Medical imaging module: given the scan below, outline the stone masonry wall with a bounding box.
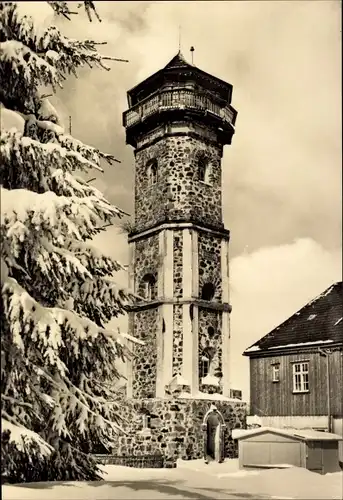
[172,304,183,376]
[198,308,222,394]
[131,309,159,398]
[198,232,222,301]
[134,134,223,233]
[173,230,183,298]
[134,140,168,232]
[134,234,160,299]
[111,398,247,467]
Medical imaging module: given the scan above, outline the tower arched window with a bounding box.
[200,355,210,379]
[147,158,158,186]
[208,326,215,338]
[142,273,156,300]
[198,155,211,184]
[201,282,215,301]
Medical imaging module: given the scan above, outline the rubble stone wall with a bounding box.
[131,309,159,398]
[173,230,183,298]
[172,304,183,376]
[134,134,223,233]
[134,234,160,299]
[198,232,222,301]
[111,398,247,467]
[198,308,222,394]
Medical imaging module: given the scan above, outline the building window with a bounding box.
[292,362,309,393]
[198,155,211,184]
[272,364,280,382]
[147,158,158,186]
[208,326,215,338]
[201,282,215,301]
[142,273,156,300]
[200,356,210,379]
[142,414,151,429]
[189,304,194,321]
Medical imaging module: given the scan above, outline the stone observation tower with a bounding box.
[115,52,246,466]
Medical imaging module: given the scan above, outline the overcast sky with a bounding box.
[27,1,342,400]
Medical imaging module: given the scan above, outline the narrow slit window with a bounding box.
[147,159,158,186]
[200,356,210,379]
[198,155,211,184]
[142,413,151,429]
[272,364,280,382]
[142,274,156,301]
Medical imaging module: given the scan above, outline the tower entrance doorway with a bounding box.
[206,413,221,460]
[202,405,226,463]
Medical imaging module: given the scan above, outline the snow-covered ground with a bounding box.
[3,459,342,499]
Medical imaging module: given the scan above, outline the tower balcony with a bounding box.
[123,89,237,146]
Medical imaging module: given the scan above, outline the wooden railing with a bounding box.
[124,89,236,128]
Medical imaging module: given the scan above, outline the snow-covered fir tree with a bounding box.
[0,1,136,483]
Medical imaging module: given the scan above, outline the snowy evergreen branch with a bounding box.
[1,0,135,482]
[2,395,34,409]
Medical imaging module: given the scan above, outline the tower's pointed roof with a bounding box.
[164,51,191,70]
[127,50,233,107]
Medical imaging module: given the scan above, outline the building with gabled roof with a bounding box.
[243,281,343,432]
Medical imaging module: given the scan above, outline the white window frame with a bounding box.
[272,363,280,382]
[292,361,309,393]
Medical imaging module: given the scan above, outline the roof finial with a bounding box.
[190,46,195,65]
[178,25,182,52]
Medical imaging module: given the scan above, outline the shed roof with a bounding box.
[232,427,343,442]
[244,281,342,355]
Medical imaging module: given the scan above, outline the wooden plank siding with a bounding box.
[249,350,343,417]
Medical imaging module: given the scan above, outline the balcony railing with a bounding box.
[123,89,236,129]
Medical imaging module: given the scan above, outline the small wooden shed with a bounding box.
[232,427,342,474]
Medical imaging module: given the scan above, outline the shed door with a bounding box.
[241,441,301,467]
[270,442,301,466]
[241,442,270,466]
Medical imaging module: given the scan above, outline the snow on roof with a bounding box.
[306,282,341,305]
[244,345,261,352]
[244,281,342,355]
[266,339,334,350]
[244,339,334,353]
[201,374,220,386]
[232,426,343,441]
[178,391,241,402]
[291,429,343,441]
[166,374,190,387]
